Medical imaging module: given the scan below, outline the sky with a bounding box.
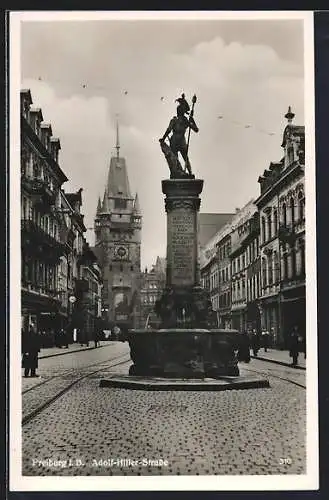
[20,15,305,270]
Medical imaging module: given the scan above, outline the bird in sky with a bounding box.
[160,97,164,101]
[124,90,128,95]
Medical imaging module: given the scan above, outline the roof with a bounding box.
[281,124,305,147]
[107,156,132,198]
[198,213,235,248]
[133,193,141,215]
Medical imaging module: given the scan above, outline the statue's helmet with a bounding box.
[175,93,190,115]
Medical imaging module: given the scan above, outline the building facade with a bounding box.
[94,129,142,331]
[217,230,232,329]
[21,89,103,344]
[230,201,258,332]
[245,212,261,333]
[21,89,68,334]
[256,107,305,347]
[73,243,102,341]
[139,257,166,328]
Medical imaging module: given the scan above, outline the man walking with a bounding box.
[250,329,259,357]
[261,327,270,352]
[22,325,41,377]
[289,325,300,367]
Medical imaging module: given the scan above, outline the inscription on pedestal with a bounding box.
[170,209,195,286]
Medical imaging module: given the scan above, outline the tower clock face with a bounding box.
[115,245,128,260]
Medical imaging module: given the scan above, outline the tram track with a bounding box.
[22,354,131,426]
[22,351,130,395]
[242,363,306,389]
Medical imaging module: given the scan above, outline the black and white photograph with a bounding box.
[9,10,318,491]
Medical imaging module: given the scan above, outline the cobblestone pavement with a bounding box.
[22,346,306,477]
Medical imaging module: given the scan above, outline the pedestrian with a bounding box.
[301,336,306,359]
[250,329,259,357]
[55,329,62,348]
[22,325,41,377]
[112,325,121,341]
[238,332,251,363]
[289,325,300,367]
[93,329,100,348]
[60,328,68,348]
[261,327,270,352]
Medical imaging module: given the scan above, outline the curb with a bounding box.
[250,355,306,371]
[99,375,270,391]
[39,343,111,360]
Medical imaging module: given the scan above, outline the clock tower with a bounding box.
[94,123,142,329]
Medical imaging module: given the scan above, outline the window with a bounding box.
[298,192,305,221]
[290,197,295,225]
[262,216,266,243]
[273,251,279,283]
[273,209,278,236]
[262,258,267,288]
[268,254,273,285]
[282,203,287,227]
[268,214,272,240]
[283,248,288,280]
[115,198,127,209]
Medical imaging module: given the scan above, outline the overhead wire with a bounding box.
[29,75,279,137]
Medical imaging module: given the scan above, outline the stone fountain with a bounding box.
[100,94,269,390]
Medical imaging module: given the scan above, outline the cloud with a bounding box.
[21,21,304,269]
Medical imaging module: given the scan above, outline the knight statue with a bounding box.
[159,93,199,179]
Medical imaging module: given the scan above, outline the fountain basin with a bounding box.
[127,328,241,378]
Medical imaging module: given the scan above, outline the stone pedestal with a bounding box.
[163,178,203,288]
[155,179,216,330]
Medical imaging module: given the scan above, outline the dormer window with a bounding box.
[115,198,127,209]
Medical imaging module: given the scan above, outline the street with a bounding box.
[22,342,306,476]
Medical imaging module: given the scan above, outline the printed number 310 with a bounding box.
[279,458,292,465]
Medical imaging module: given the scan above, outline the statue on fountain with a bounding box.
[159,93,199,179]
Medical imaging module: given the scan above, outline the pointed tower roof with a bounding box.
[107,156,132,198]
[102,187,108,211]
[133,193,141,215]
[96,196,102,214]
[106,120,132,198]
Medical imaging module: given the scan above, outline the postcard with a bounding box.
[9,10,318,492]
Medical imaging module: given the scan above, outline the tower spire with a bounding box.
[116,115,120,159]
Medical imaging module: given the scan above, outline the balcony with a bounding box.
[22,176,56,209]
[278,223,296,244]
[21,219,66,259]
[21,280,62,302]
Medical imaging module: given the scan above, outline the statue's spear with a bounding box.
[185,94,197,171]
